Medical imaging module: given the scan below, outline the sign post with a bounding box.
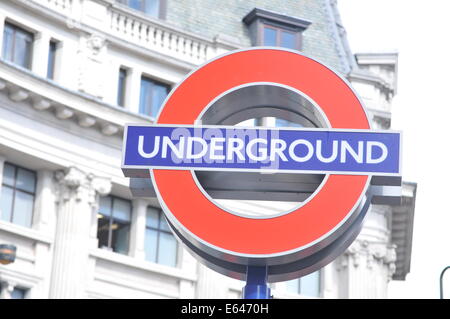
[121,48,402,298]
[243,266,270,299]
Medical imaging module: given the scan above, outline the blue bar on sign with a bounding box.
[122,125,401,175]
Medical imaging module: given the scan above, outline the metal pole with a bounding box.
[439,266,450,299]
[242,266,271,299]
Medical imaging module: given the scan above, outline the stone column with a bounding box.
[49,166,111,298]
[31,31,51,78]
[0,155,5,197]
[196,264,230,298]
[129,199,147,260]
[333,203,397,298]
[33,170,55,232]
[0,155,6,222]
[126,68,142,113]
[32,170,56,298]
[179,251,197,298]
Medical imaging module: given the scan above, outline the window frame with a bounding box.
[139,75,171,118]
[117,67,128,107]
[1,162,37,228]
[261,23,302,50]
[285,270,322,298]
[117,0,167,19]
[243,8,311,51]
[275,118,304,128]
[2,21,34,69]
[145,206,178,267]
[97,195,132,255]
[0,283,30,299]
[46,39,58,79]
[10,286,28,299]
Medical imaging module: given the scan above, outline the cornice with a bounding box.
[10,0,237,68]
[242,7,312,30]
[0,60,151,138]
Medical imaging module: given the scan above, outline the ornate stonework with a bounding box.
[55,166,111,205]
[85,34,106,58]
[51,166,111,298]
[77,33,108,98]
[338,239,397,280]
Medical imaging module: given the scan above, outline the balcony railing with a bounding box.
[110,6,212,64]
[39,0,73,16]
[29,0,237,65]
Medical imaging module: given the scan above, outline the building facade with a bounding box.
[0,0,416,299]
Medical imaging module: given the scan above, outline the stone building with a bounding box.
[0,0,416,298]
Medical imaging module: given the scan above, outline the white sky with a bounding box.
[338,0,450,298]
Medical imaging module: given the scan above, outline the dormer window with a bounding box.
[243,8,311,51]
[117,0,166,19]
[262,25,298,49]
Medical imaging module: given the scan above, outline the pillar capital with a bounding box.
[54,166,111,205]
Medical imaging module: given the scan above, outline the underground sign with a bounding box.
[122,48,401,282]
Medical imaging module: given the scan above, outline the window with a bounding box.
[97,196,132,255]
[117,67,127,107]
[145,207,177,267]
[243,8,311,51]
[2,22,33,69]
[236,118,257,127]
[11,287,27,299]
[263,25,299,49]
[47,40,57,79]
[118,0,166,19]
[286,271,321,297]
[275,118,303,128]
[1,163,36,228]
[139,76,170,118]
[0,284,28,299]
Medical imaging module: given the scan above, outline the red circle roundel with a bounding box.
[151,48,370,268]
